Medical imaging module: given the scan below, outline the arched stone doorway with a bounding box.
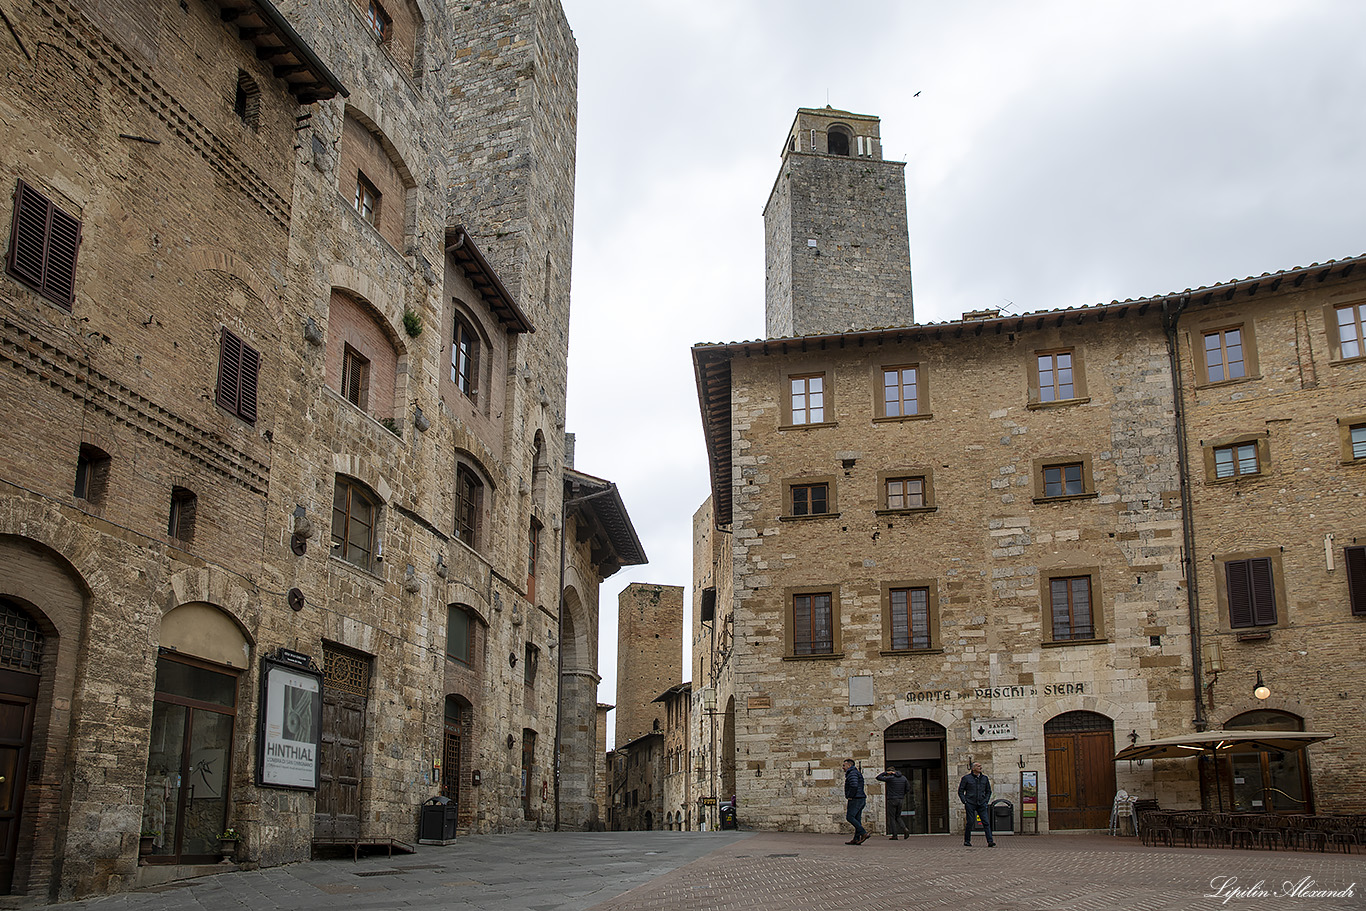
[720,696,736,804]
[441,696,470,812]
[0,534,88,898]
[1211,710,1313,813]
[882,718,948,834]
[0,600,44,893]
[1044,710,1116,829]
[143,602,251,863]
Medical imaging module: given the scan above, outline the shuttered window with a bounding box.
[341,345,368,409]
[7,180,81,310]
[1345,546,1366,617]
[1225,557,1277,628]
[215,328,260,423]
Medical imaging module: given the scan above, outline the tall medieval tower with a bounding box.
[763,107,913,337]
[615,583,684,748]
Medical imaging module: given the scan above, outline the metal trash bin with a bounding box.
[719,803,737,830]
[419,795,458,843]
[989,798,1014,835]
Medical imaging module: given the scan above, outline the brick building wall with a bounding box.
[614,583,683,750]
[0,0,636,900]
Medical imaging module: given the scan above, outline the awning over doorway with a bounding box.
[1113,730,1334,762]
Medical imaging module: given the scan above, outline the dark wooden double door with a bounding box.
[1045,712,1116,830]
[0,670,37,893]
[314,648,370,840]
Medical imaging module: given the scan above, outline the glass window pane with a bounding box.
[155,657,237,707]
[1236,443,1258,474]
[1215,447,1234,478]
[811,485,827,513]
[1352,425,1366,460]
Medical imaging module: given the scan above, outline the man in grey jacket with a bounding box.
[875,767,912,839]
[957,761,995,847]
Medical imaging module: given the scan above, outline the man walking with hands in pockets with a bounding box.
[958,761,995,847]
[842,759,868,844]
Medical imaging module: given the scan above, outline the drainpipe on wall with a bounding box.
[1162,294,1209,732]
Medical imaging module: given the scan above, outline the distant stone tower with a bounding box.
[764,107,913,337]
[615,584,684,748]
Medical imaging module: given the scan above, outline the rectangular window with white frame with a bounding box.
[789,373,825,425]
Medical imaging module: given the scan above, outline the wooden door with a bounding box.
[315,647,370,840]
[0,671,37,894]
[1044,712,1116,830]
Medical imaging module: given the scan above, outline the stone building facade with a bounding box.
[653,681,692,830]
[613,583,683,749]
[0,0,642,901]
[691,106,1366,838]
[763,107,913,338]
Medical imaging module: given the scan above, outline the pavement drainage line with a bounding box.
[353,870,408,877]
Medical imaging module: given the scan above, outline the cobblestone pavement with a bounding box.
[592,832,1364,911]
[51,832,1363,911]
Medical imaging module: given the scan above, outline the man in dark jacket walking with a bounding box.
[875,767,912,839]
[957,761,995,847]
[842,759,868,844]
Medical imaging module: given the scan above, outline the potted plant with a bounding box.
[139,830,158,856]
[217,827,240,861]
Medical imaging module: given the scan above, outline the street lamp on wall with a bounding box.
[1253,671,1270,701]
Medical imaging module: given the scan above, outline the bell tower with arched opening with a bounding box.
[764,106,914,337]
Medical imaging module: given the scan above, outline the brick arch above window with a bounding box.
[339,107,417,251]
[325,289,401,421]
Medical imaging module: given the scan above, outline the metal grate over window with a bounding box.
[1044,710,1112,734]
[0,600,44,673]
[323,645,371,697]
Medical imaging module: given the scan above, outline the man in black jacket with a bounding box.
[875,767,912,839]
[842,759,868,844]
[957,761,995,847]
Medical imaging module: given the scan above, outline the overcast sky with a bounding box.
[555,0,1366,740]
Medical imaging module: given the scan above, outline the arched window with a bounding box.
[454,464,483,548]
[0,600,44,674]
[332,476,378,570]
[452,313,479,401]
[827,125,852,156]
[446,605,473,664]
[1218,710,1312,813]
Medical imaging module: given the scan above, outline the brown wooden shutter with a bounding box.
[44,205,80,307]
[1225,560,1254,628]
[215,328,259,423]
[7,180,80,310]
[1345,546,1366,616]
[238,341,260,424]
[216,329,243,414]
[1248,557,1277,626]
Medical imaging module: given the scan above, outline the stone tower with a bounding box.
[615,583,684,748]
[763,107,913,337]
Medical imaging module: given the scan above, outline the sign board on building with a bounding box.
[1021,771,1038,818]
[849,675,874,707]
[747,695,771,710]
[257,657,323,790]
[970,718,1017,741]
[701,797,717,806]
